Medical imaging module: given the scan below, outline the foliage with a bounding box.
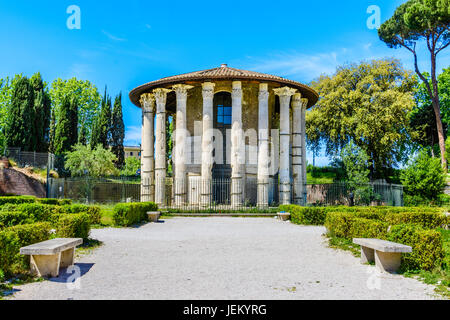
[53,213,90,239]
[62,204,101,224]
[388,224,444,271]
[120,156,141,176]
[5,76,35,151]
[379,0,450,169]
[410,69,450,153]
[112,202,158,226]
[307,59,416,178]
[0,196,36,206]
[64,144,119,177]
[91,87,112,149]
[49,78,101,139]
[51,95,78,154]
[400,150,446,201]
[111,93,125,168]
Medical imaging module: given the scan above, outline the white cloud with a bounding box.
[101,30,127,42]
[125,126,141,146]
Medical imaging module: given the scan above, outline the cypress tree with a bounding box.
[5,76,34,151]
[111,93,125,168]
[78,122,88,145]
[30,73,51,152]
[53,96,78,154]
[97,87,112,149]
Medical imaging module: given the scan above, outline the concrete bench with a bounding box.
[353,238,412,273]
[147,211,161,222]
[20,238,83,278]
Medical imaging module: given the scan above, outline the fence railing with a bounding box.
[47,176,404,208]
[6,147,54,169]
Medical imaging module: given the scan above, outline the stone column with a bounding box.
[140,93,155,202]
[274,86,297,205]
[301,98,308,204]
[257,83,270,207]
[154,88,171,207]
[201,82,215,207]
[173,84,193,206]
[231,81,245,207]
[291,93,303,205]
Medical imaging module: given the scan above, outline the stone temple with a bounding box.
[129,64,318,208]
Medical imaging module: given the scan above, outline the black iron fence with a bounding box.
[47,176,403,208]
[6,147,54,169]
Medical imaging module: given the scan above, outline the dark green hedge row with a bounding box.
[113,202,158,226]
[0,196,36,206]
[324,212,444,271]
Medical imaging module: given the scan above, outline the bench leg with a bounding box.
[30,253,61,278]
[360,246,375,264]
[375,251,402,273]
[60,247,75,268]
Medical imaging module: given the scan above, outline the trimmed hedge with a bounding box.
[52,213,91,239]
[0,211,34,229]
[325,211,445,271]
[0,222,51,275]
[37,198,72,206]
[0,196,36,206]
[282,205,446,229]
[388,224,444,271]
[113,202,158,226]
[62,204,101,224]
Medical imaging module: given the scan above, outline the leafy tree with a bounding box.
[111,93,125,168]
[400,149,446,201]
[120,156,140,176]
[379,0,450,169]
[52,96,78,155]
[49,78,101,141]
[409,68,450,156]
[65,144,119,177]
[340,141,378,205]
[5,76,34,151]
[306,59,416,179]
[78,122,88,146]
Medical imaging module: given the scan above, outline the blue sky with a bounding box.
[1,0,449,166]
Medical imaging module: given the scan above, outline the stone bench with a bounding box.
[20,238,83,278]
[277,212,290,221]
[353,238,412,273]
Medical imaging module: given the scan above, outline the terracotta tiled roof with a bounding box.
[129,64,318,108]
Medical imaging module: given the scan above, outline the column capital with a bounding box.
[153,88,171,103]
[232,81,242,99]
[291,93,303,109]
[273,86,297,97]
[139,93,155,112]
[173,84,194,98]
[202,82,216,99]
[301,98,309,109]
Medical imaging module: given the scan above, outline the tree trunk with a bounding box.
[430,53,447,171]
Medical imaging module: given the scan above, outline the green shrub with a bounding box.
[0,222,51,274]
[325,212,388,239]
[0,230,20,275]
[13,203,65,222]
[388,224,444,271]
[385,211,447,229]
[63,204,101,224]
[0,196,36,206]
[53,213,90,239]
[113,202,158,226]
[36,198,73,206]
[280,205,328,225]
[0,211,34,228]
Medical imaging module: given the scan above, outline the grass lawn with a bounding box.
[307,172,336,184]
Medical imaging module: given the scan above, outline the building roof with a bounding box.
[129,64,318,108]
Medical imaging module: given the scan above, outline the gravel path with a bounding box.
[8,217,439,300]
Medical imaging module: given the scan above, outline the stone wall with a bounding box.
[0,168,46,197]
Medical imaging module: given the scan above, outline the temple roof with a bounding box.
[129,64,318,108]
